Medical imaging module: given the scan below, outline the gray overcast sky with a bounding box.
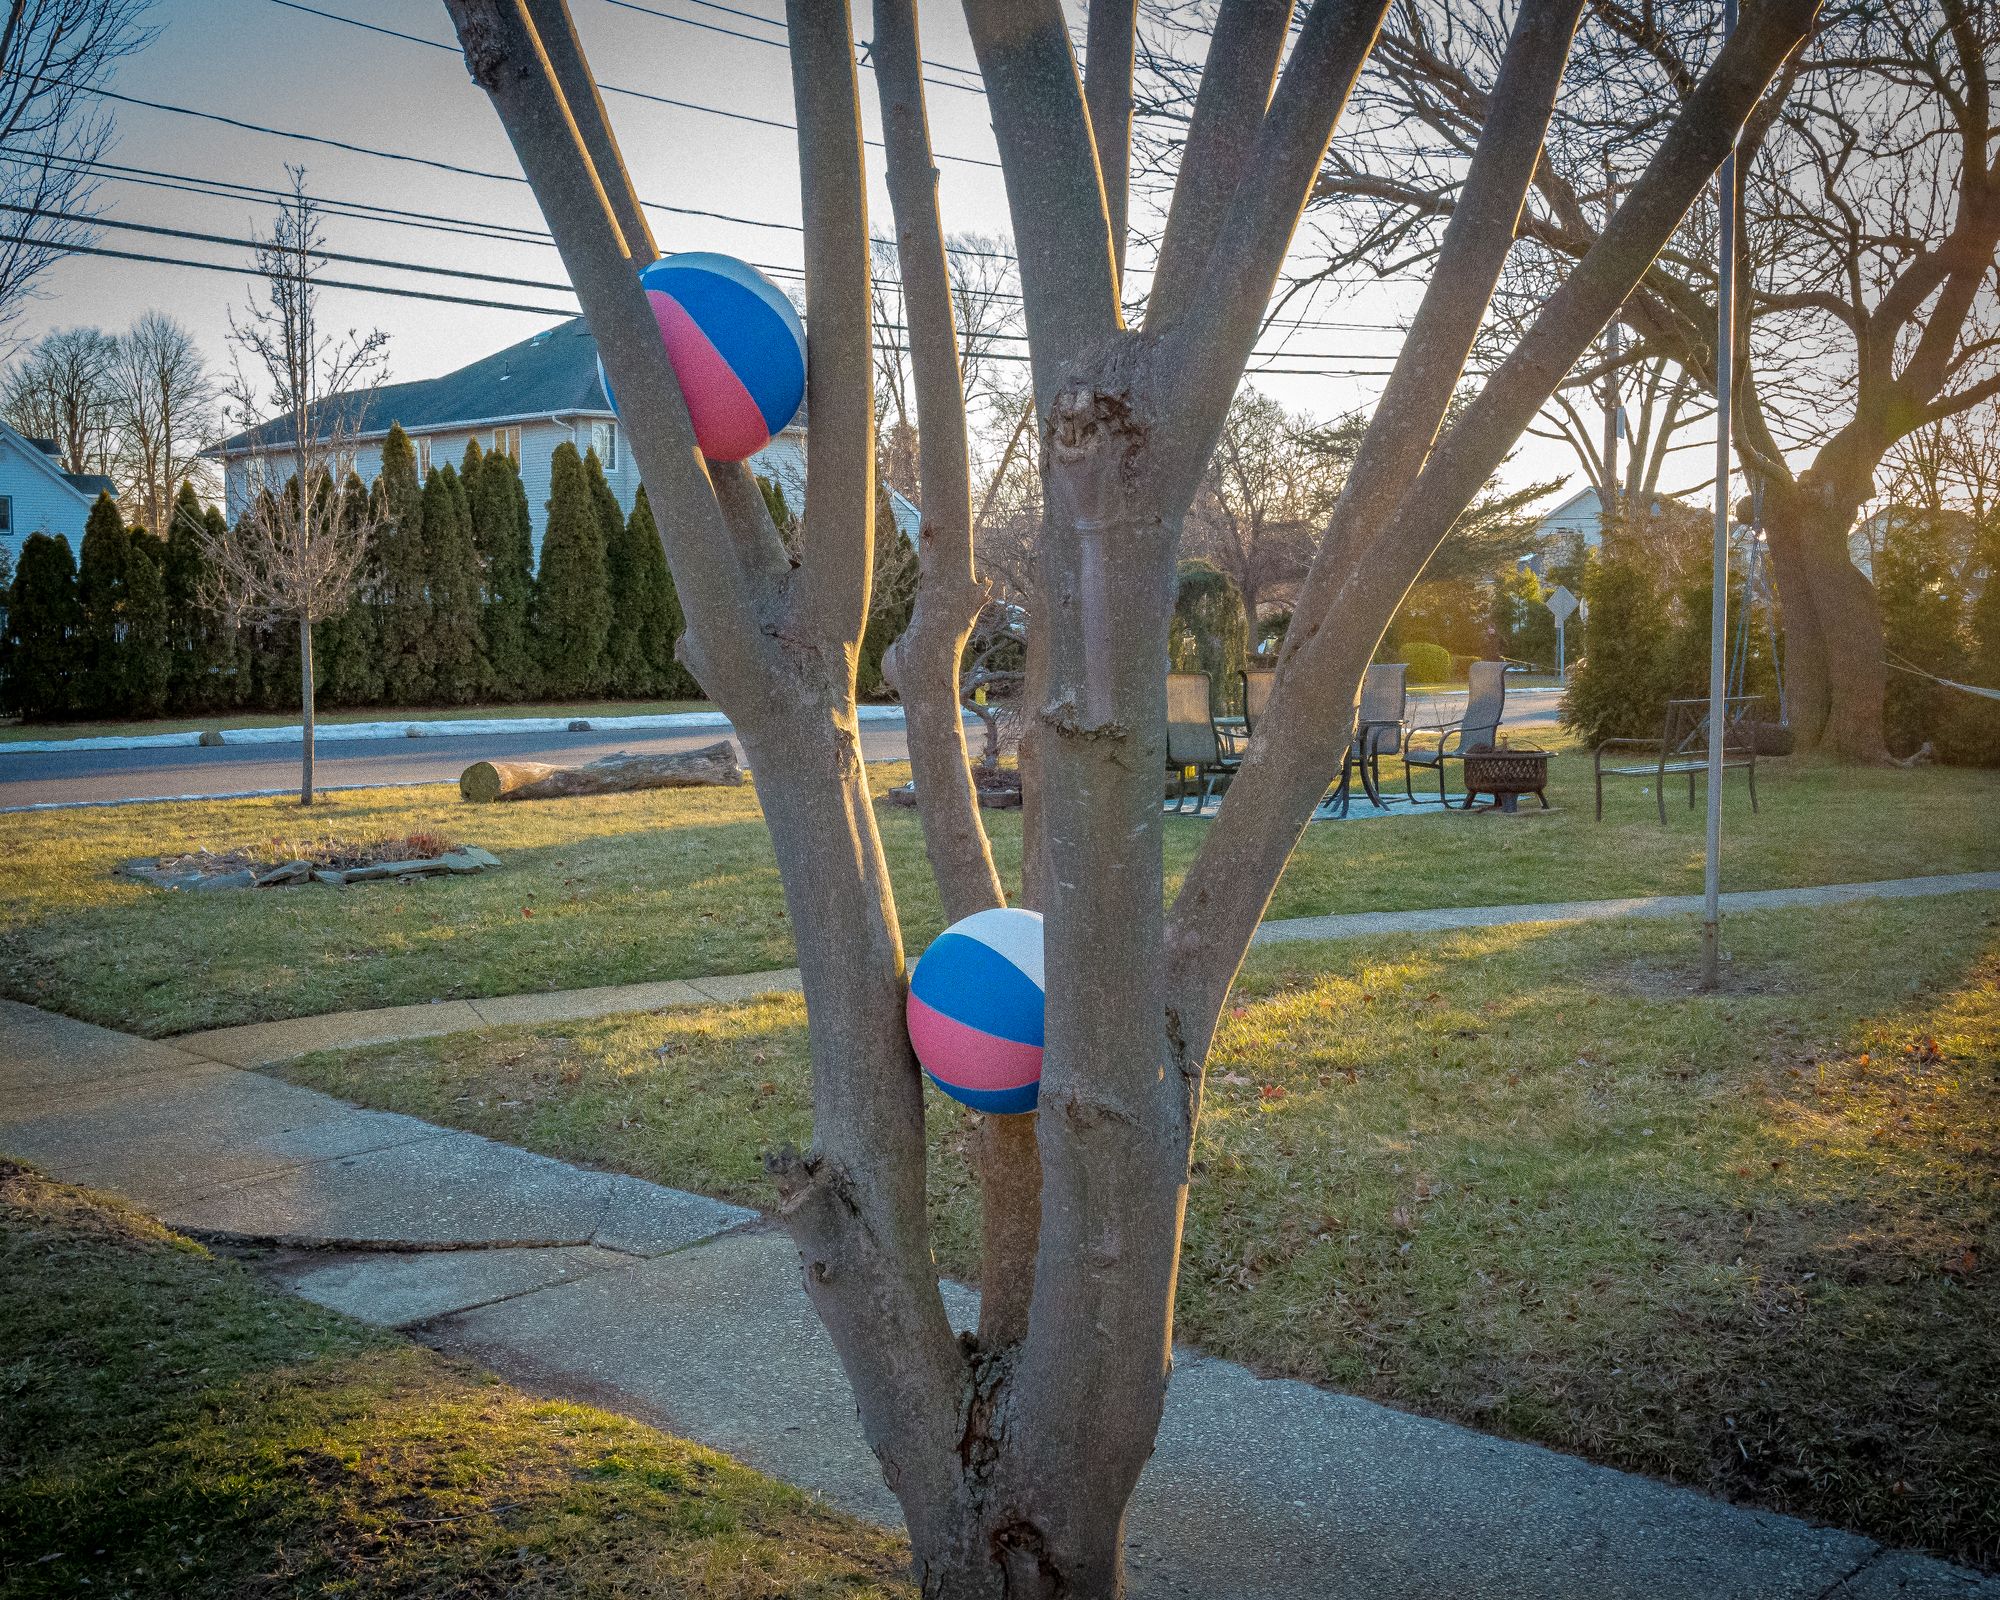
[13,0,1589,501]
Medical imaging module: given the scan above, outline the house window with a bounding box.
[417,435,432,475]
[0,496,10,536]
[493,425,520,461]
[590,420,618,471]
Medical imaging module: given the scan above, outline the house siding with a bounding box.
[0,430,95,568]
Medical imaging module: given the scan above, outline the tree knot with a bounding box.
[1039,697,1129,743]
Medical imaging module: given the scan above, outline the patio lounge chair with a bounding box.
[1594,695,1762,822]
[1403,659,1506,807]
[1166,671,1239,813]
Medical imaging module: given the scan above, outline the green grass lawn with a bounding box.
[0,1162,912,1599]
[2,753,1994,1036]
[277,895,2000,1569]
[0,697,715,743]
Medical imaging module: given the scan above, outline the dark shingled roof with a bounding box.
[214,317,613,455]
[63,473,116,498]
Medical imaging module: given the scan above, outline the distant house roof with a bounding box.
[0,417,114,507]
[213,317,617,456]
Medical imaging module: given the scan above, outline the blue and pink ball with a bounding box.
[598,252,806,463]
[906,908,1045,1115]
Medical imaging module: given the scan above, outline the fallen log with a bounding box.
[460,741,744,802]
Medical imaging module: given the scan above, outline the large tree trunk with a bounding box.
[1760,470,1889,762]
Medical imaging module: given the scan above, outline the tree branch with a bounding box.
[963,0,1122,405]
[1084,0,1139,284]
[786,0,877,678]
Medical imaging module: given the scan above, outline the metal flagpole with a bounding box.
[1702,0,1738,991]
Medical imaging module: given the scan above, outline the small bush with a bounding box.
[1398,640,1453,684]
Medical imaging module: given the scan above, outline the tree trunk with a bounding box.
[299,622,316,806]
[1759,473,1888,761]
[458,741,744,800]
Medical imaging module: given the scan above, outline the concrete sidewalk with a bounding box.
[3,997,1991,1598]
[172,870,2000,1067]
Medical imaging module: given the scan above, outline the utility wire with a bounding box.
[265,1,1003,169]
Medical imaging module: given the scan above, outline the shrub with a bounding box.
[1168,560,1248,713]
[1398,640,1453,684]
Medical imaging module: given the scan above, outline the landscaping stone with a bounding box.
[313,869,346,886]
[190,868,258,891]
[404,724,426,737]
[254,860,315,887]
[198,728,225,746]
[568,718,592,731]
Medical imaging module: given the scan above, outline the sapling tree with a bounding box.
[206,170,388,804]
[441,1,1818,1592]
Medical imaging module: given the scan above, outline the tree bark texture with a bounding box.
[458,742,744,801]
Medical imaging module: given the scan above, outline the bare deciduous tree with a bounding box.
[109,309,217,536]
[1184,385,1344,641]
[441,0,1816,1592]
[1306,0,2000,759]
[0,321,116,472]
[0,0,155,343]
[206,171,387,805]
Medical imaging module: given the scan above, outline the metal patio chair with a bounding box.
[1403,659,1507,807]
[1166,671,1239,813]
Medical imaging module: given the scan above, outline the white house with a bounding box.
[0,417,117,569]
[211,316,920,561]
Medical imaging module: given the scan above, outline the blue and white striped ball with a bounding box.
[597,251,806,462]
[906,907,1045,1115]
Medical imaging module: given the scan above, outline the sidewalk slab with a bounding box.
[277,1244,634,1328]
[0,997,206,1093]
[469,979,710,1027]
[179,1000,489,1066]
[440,1228,967,1525]
[436,1229,1980,1600]
[683,969,804,1004]
[0,1063,444,1207]
[162,1128,632,1247]
[1254,871,2000,947]
[161,1125,751,1254]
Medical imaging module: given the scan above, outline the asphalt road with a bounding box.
[0,690,1563,810]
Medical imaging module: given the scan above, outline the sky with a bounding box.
[11,0,1601,506]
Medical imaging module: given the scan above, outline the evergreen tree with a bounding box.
[423,461,489,702]
[600,455,659,696]
[203,503,247,707]
[0,532,81,718]
[470,445,537,697]
[373,424,433,705]
[317,472,386,707]
[123,529,171,715]
[629,485,701,697]
[858,486,919,699]
[533,441,610,694]
[1561,554,1672,745]
[163,481,228,712]
[75,492,130,715]
[1948,523,2000,764]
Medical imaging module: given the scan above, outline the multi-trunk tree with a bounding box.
[442,1,1818,1593]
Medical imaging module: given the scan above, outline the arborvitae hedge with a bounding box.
[1,531,81,717]
[75,493,131,716]
[123,530,171,716]
[534,441,611,695]
[0,443,772,720]
[374,423,433,705]
[422,462,489,704]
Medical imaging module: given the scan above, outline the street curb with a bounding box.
[0,703,919,756]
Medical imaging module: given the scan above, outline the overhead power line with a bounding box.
[265,1,1003,169]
